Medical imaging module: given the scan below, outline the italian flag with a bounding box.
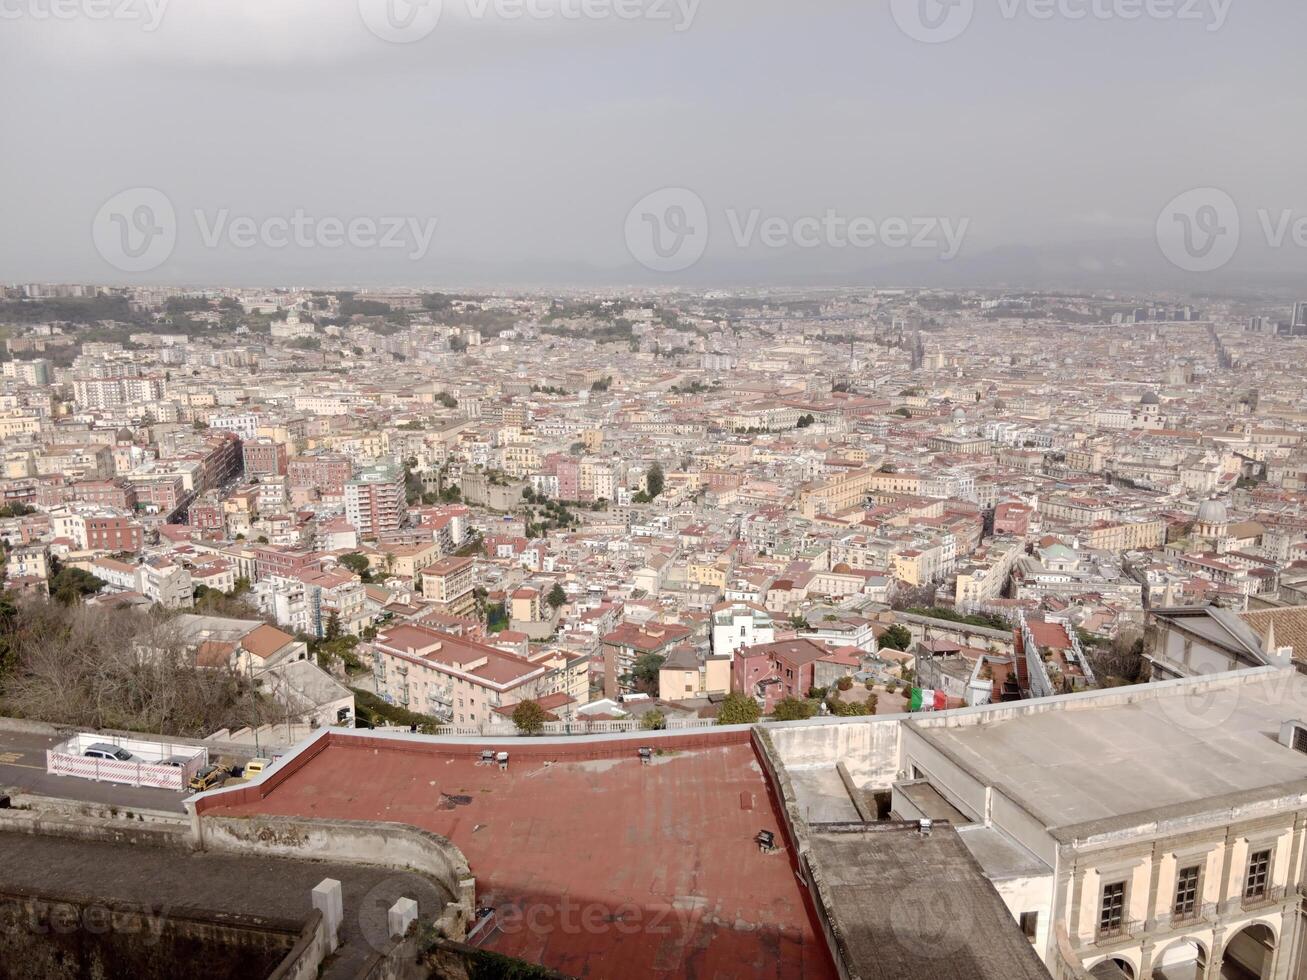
[910,688,947,711]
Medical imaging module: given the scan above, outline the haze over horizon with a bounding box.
[2,0,1304,291]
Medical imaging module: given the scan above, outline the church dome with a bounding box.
[1140,390,1160,406]
[1196,498,1228,525]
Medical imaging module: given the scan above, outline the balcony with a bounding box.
[1095,920,1144,946]
[1169,902,1216,926]
[1241,885,1285,912]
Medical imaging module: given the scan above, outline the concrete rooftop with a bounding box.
[912,668,1307,837]
[806,823,1051,980]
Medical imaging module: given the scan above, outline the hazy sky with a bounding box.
[1,0,1303,288]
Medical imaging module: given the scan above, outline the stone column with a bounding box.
[1137,938,1156,979]
[1203,926,1225,980]
[312,878,343,953]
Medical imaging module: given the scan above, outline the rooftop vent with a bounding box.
[919,819,933,837]
[1278,721,1307,754]
[638,747,653,765]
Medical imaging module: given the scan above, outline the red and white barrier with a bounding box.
[45,733,208,791]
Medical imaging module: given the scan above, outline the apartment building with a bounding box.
[1081,518,1167,552]
[50,506,143,553]
[139,556,193,609]
[711,601,776,660]
[420,556,477,616]
[955,536,1025,610]
[371,624,563,726]
[600,620,692,698]
[288,453,353,494]
[796,466,881,519]
[344,461,408,538]
[658,645,731,701]
[242,438,289,478]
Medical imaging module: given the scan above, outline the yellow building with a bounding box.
[796,466,880,518]
[687,559,729,590]
[658,647,731,702]
[381,540,442,582]
[420,556,476,615]
[510,588,543,623]
[1082,519,1167,552]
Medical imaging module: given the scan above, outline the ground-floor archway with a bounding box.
[1090,957,1137,980]
[1220,923,1276,980]
[1152,937,1208,980]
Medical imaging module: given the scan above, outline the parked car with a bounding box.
[159,755,194,768]
[242,757,273,778]
[83,743,136,763]
[187,765,231,792]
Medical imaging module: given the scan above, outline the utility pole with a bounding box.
[247,657,261,757]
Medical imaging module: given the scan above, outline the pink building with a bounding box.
[993,501,1032,537]
[731,638,830,712]
[556,459,579,502]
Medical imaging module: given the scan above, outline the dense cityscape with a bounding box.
[0,282,1304,978]
[3,0,1305,976]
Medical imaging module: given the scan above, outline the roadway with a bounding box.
[0,729,187,812]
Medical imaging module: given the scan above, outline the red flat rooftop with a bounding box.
[199,730,836,979]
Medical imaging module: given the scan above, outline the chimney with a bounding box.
[1263,621,1294,668]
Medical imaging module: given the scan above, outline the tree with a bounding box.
[879,624,912,652]
[0,603,250,737]
[50,567,105,606]
[831,698,874,717]
[627,653,665,695]
[512,699,548,736]
[339,553,372,581]
[546,583,567,610]
[324,611,342,642]
[716,692,761,726]
[641,710,666,731]
[771,697,816,722]
[836,676,853,692]
[645,462,665,499]
[0,591,17,682]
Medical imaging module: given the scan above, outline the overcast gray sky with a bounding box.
[1,0,1303,289]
